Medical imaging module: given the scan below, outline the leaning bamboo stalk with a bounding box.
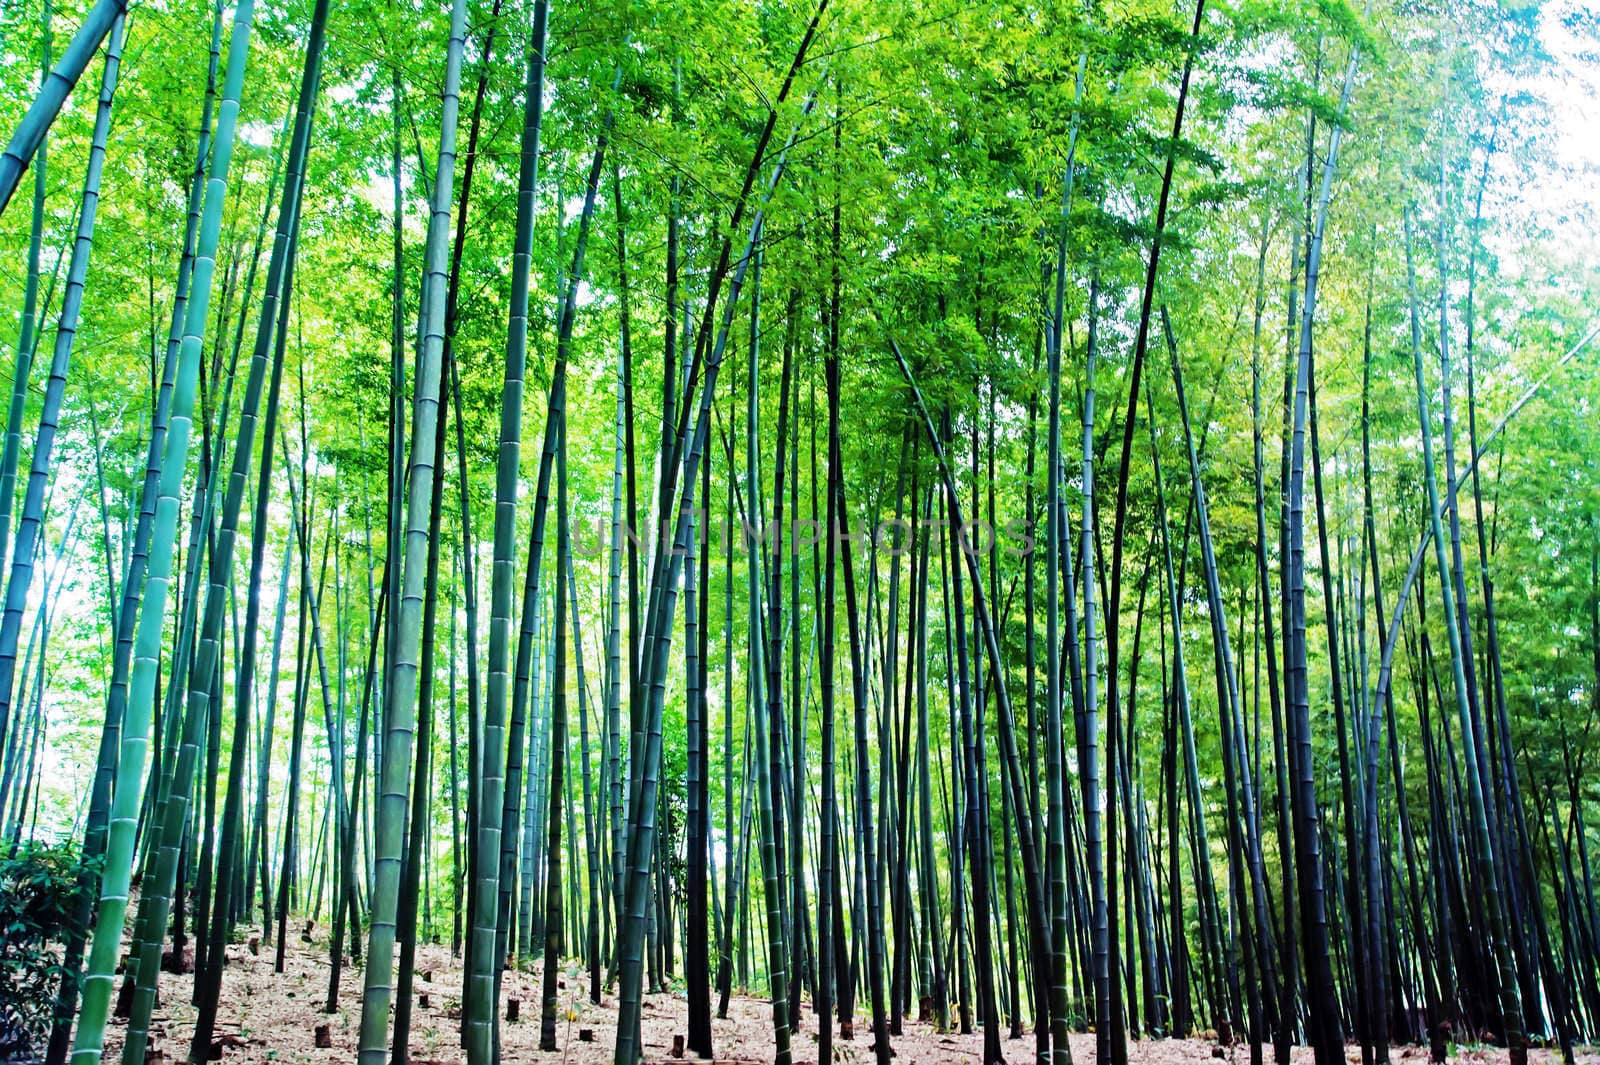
[0,8,124,816]
[0,1,53,613]
[1163,307,1276,1053]
[0,0,127,216]
[612,68,823,1062]
[123,5,323,1052]
[192,0,328,1049]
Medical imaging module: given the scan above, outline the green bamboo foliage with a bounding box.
[356,0,469,1055]
[0,5,1593,1064]
[70,0,253,1057]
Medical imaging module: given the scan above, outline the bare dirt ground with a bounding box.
[100,933,1599,1065]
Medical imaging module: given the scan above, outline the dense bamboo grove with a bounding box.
[0,0,1597,1063]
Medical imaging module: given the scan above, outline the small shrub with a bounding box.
[0,842,97,1059]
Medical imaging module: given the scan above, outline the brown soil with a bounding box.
[100,935,1598,1065]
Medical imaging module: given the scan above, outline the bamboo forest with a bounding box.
[0,0,1598,1061]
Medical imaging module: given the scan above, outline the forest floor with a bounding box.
[100,932,1598,1065]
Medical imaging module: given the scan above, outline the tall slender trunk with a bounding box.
[539,433,571,1051]
[355,0,468,1054]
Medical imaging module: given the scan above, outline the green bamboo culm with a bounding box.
[493,78,611,1047]
[1284,33,1361,1065]
[356,0,469,1055]
[0,0,52,783]
[1163,305,1278,1051]
[1043,151,1074,1065]
[461,2,548,1056]
[743,243,793,1065]
[69,0,254,1059]
[539,423,571,1051]
[483,6,549,978]
[882,317,1054,1058]
[116,36,281,1003]
[0,1,121,820]
[0,0,127,217]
